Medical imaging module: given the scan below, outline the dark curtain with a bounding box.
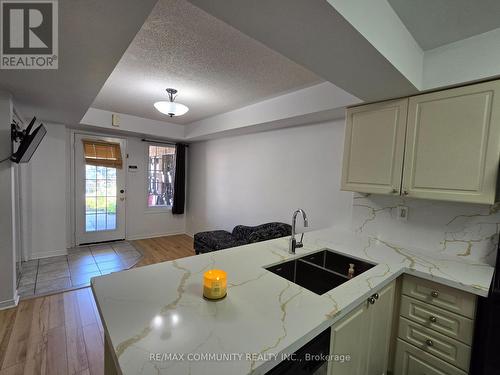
[172,143,186,214]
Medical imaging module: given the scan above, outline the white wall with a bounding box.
[0,93,17,309]
[423,28,500,89]
[125,137,186,240]
[24,122,69,258]
[186,119,352,235]
[81,108,185,140]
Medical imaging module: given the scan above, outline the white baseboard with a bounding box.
[126,231,187,241]
[0,290,19,310]
[30,248,68,260]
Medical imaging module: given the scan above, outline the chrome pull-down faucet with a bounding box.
[289,209,309,254]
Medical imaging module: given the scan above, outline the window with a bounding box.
[147,144,176,208]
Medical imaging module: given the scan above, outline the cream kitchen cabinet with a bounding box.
[403,80,500,204]
[341,80,500,204]
[328,281,396,375]
[393,275,476,375]
[341,99,408,195]
[394,339,467,375]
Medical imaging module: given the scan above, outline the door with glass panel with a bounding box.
[74,134,126,244]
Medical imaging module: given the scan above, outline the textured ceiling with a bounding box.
[0,0,158,125]
[388,0,500,50]
[92,0,322,124]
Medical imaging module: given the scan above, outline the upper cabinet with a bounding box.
[403,81,500,204]
[341,80,500,204]
[341,99,408,195]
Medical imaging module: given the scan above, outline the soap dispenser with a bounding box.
[347,263,355,279]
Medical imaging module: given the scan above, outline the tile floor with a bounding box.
[17,241,142,298]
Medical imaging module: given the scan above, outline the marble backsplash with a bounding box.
[351,193,500,264]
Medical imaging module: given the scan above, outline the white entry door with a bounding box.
[75,134,126,245]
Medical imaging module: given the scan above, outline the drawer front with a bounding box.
[402,275,476,318]
[398,317,471,371]
[400,295,474,345]
[394,339,467,375]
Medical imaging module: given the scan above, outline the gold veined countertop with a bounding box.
[91,227,494,375]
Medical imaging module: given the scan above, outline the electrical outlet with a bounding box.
[397,205,409,222]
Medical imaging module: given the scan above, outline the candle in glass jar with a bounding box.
[203,269,227,300]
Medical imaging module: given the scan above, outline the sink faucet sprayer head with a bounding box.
[289,209,308,254]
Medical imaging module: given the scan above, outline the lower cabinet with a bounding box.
[328,281,396,375]
[394,339,467,375]
[393,275,476,375]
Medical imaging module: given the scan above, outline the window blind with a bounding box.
[82,140,123,169]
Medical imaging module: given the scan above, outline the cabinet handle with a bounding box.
[429,316,437,323]
[425,339,434,347]
[403,190,409,196]
[391,188,398,194]
[367,296,376,305]
[372,293,379,300]
[430,291,439,298]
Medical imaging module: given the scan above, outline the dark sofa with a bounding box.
[194,222,292,254]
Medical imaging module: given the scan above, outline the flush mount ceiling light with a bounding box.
[154,88,189,117]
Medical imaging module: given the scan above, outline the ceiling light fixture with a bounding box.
[154,88,189,117]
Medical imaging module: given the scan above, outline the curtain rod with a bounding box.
[141,138,189,147]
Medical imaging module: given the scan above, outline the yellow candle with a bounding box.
[203,269,227,300]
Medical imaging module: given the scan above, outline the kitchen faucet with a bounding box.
[289,209,309,254]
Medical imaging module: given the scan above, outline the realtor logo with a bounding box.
[1,0,58,69]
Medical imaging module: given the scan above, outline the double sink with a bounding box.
[265,249,375,295]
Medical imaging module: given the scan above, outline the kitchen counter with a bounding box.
[91,227,495,375]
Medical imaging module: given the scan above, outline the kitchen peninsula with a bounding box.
[91,227,494,375]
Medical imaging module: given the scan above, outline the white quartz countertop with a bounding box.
[91,227,495,375]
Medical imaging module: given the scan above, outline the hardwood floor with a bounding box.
[132,234,195,266]
[0,234,195,375]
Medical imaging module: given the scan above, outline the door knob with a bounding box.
[430,291,439,298]
[403,190,409,196]
[425,339,434,347]
[391,188,398,194]
[429,316,437,323]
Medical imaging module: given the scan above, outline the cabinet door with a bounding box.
[365,281,396,374]
[328,302,369,375]
[329,281,396,375]
[403,80,500,204]
[394,339,467,375]
[341,99,408,195]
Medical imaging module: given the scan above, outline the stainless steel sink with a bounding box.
[265,249,376,295]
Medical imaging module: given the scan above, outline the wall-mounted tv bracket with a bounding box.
[11,121,25,142]
[9,121,25,160]
[0,122,19,163]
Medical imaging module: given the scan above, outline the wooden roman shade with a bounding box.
[82,140,123,169]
